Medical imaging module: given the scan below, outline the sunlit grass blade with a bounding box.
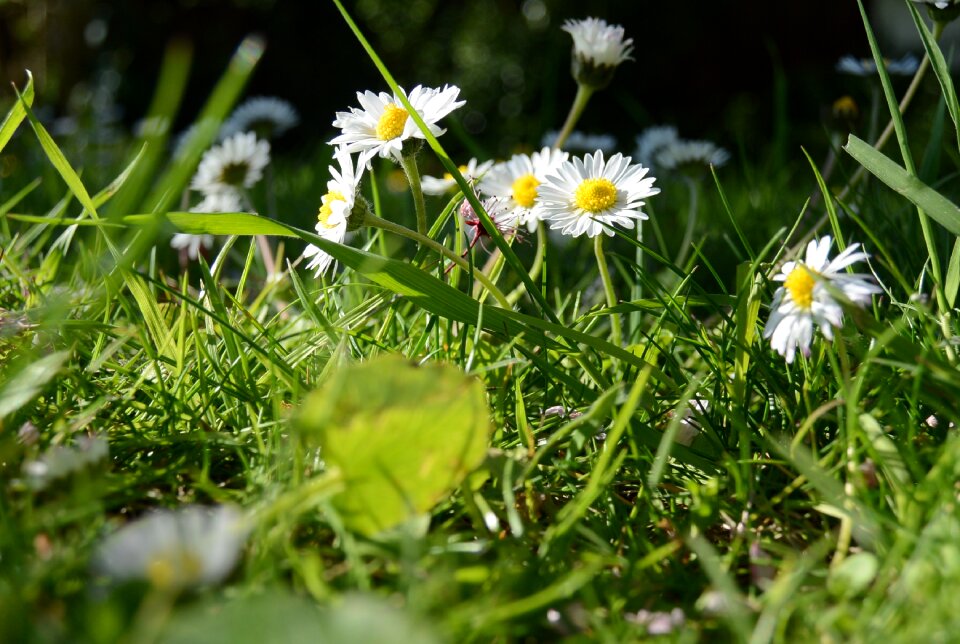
[0,70,33,153]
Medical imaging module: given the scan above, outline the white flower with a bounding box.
[421,158,494,195]
[330,85,465,166]
[219,96,299,140]
[562,17,633,68]
[302,147,363,277]
[191,132,270,195]
[93,505,247,590]
[22,435,109,490]
[674,398,710,447]
[459,195,519,251]
[536,150,659,238]
[478,147,568,230]
[634,126,679,168]
[764,236,882,363]
[655,139,731,172]
[541,130,617,154]
[171,192,244,260]
[836,54,920,76]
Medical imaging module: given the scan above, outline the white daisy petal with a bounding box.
[190,132,270,195]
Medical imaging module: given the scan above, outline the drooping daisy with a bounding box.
[764,235,882,363]
[634,126,680,168]
[330,85,465,166]
[191,131,270,196]
[171,191,244,261]
[219,96,300,140]
[536,150,659,238]
[541,129,617,155]
[836,54,920,77]
[478,147,568,230]
[421,157,494,195]
[912,0,960,20]
[92,505,247,591]
[562,17,633,69]
[655,139,731,173]
[302,147,364,277]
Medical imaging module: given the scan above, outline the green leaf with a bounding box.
[0,70,33,154]
[828,552,879,598]
[0,351,70,420]
[844,134,960,237]
[126,211,294,236]
[297,355,491,536]
[907,2,960,152]
[947,238,960,308]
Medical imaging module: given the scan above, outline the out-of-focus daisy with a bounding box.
[635,126,679,168]
[764,235,882,363]
[220,96,299,140]
[459,195,519,253]
[478,147,568,230]
[563,18,633,88]
[22,435,108,490]
[536,150,659,238]
[93,505,247,591]
[171,192,244,261]
[655,139,731,173]
[191,132,270,196]
[836,54,920,76]
[302,147,363,277]
[330,85,465,166]
[542,129,617,154]
[671,398,710,447]
[912,0,960,20]
[421,158,494,195]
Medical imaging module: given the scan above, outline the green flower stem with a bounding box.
[507,222,546,306]
[400,152,429,236]
[674,178,700,269]
[595,234,622,345]
[553,84,594,150]
[365,213,512,309]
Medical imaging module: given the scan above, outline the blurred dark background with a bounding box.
[0,0,924,156]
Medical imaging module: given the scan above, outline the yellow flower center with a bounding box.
[511,174,540,208]
[784,265,816,310]
[832,95,859,120]
[218,161,249,186]
[442,165,469,182]
[574,178,618,213]
[318,191,346,229]
[375,103,409,141]
[146,552,202,589]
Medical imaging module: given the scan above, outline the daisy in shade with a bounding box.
[219,96,299,140]
[562,17,633,89]
[191,131,270,196]
[542,130,617,155]
[302,147,364,277]
[330,85,465,167]
[536,150,659,238]
[634,126,680,168]
[171,191,244,261]
[836,54,920,77]
[764,235,882,363]
[478,147,568,231]
[92,505,247,591]
[421,157,494,195]
[655,139,731,173]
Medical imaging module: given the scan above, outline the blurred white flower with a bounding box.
[303,147,363,277]
[421,157,493,195]
[330,85,465,166]
[836,54,920,76]
[655,139,731,172]
[191,132,270,196]
[634,126,680,168]
[542,129,617,154]
[478,147,568,230]
[764,236,881,363]
[93,505,247,590]
[536,150,659,238]
[220,96,299,140]
[22,435,109,490]
[562,17,633,68]
[675,398,710,446]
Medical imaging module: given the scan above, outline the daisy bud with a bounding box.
[562,18,633,91]
[912,0,960,22]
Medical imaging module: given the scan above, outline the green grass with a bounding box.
[2,3,960,642]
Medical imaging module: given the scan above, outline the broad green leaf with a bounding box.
[297,355,491,536]
[828,552,879,598]
[0,70,33,153]
[844,134,960,237]
[126,211,294,236]
[0,351,70,419]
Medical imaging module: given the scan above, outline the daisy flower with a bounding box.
[459,195,519,252]
[302,147,363,277]
[764,235,882,363]
[92,505,247,591]
[562,17,633,68]
[191,131,270,196]
[912,0,960,20]
[541,129,617,155]
[421,157,494,195]
[478,147,568,231]
[836,54,920,77]
[655,139,731,173]
[330,85,465,166]
[536,150,659,238]
[634,126,680,168]
[22,435,109,490]
[219,96,299,140]
[171,191,244,261]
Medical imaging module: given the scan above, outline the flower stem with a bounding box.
[365,213,511,309]
[553,84,594,150]
[507,222,546,306]
[675,178,699,269]
[595,234,622,345]
[400,152,428,236]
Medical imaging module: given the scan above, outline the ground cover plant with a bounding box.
[3,0,960,641]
